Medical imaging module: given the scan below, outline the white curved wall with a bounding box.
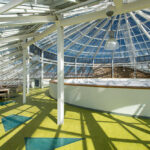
[49,78,150,117]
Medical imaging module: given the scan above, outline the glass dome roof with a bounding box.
[35,10,150,65]
[0,0,150,81]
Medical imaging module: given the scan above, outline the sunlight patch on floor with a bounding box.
[0,88,150,150]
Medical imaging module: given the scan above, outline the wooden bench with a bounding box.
[0,93,6,100]
[0,88,10,98]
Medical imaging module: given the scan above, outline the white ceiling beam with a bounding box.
[55,0,98,14]
[40,23,89,53]
[23,24,57,48]
[5,9,49,14]
[120,0,150,13]
[0,22,43,27]
[0,33,34,44]
[51,0,77,7]
[0,2,50,10]
[0,43,21,51]
[0,50,22,61]
[0,63,22,75]
[0,0,26,14]
[59,0,150,27]
[0,24,57,51]
[0,56,23,70]
[60,9,110,26]
[0,15,56,24]
[0,15,55,27]
[0,3,50,14]
[38,23,87,51]
[114,0,149,12]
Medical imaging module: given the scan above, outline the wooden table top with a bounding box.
[0,88,9,92]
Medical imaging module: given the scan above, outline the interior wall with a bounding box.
[49,81,150,117]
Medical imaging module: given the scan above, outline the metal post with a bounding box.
[112,51,114,78]
[92,59,94,77]
[23,47,27,104]
[125,14,137,79]
[57,22,64,125]
[41,51,44,88]
[134,56,136,78]
[27,46,30,94]
[75,58,77,76]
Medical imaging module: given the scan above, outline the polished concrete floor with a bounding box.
[0,88,150,150]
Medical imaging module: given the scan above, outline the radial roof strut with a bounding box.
[130,12,150,41]
[75,21,106,59]
[58,0,150,27]
[93,18,114,60]
[0,15,56,25]
[124,13,136,65]
[0,0,26,14]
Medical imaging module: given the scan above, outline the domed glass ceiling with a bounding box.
[0,0,150,81]
[36,10,150,65]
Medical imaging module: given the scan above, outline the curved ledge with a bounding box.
[49,78,150,117]
[50,78,150,89]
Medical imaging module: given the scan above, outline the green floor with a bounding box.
[0,88,150,150]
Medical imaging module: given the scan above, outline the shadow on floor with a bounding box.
[0,88,150,150]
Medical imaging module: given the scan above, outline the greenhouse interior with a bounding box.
[1,0,150,150]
